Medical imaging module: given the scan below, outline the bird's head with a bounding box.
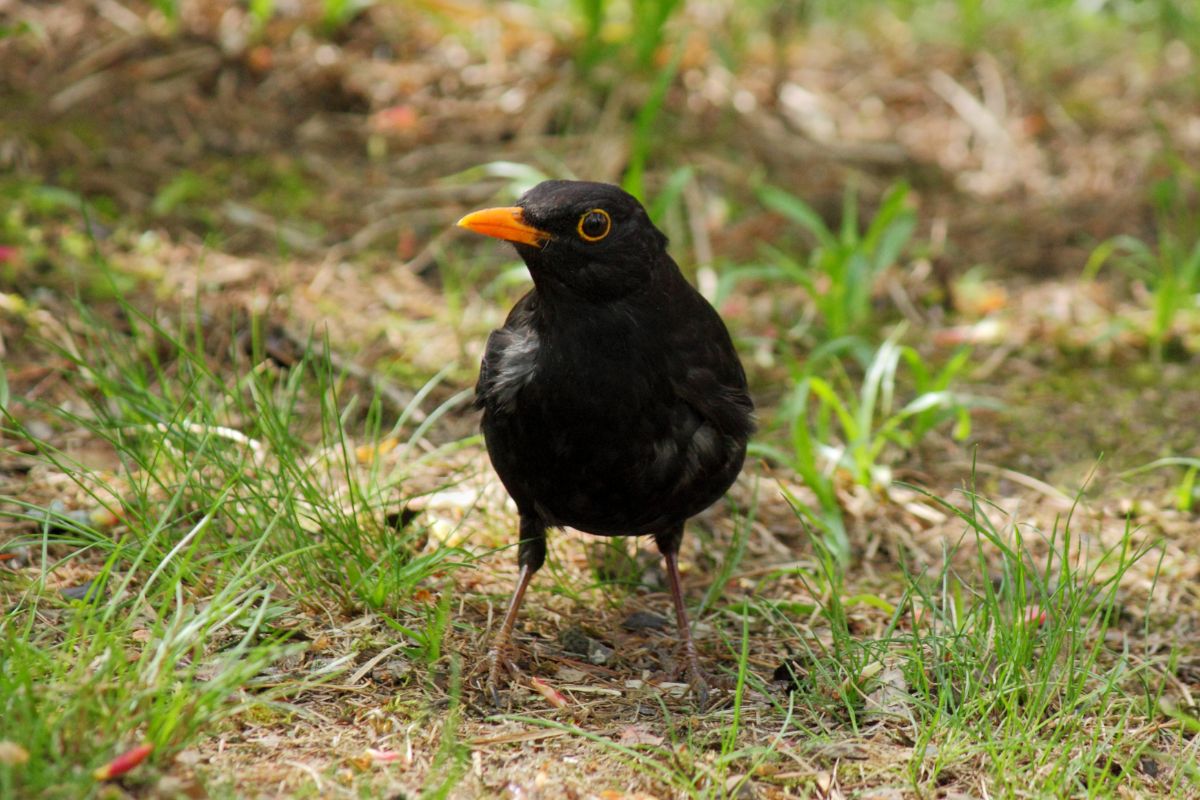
[458,180,671,302]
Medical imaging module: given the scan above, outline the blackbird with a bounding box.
[458,180,754,702]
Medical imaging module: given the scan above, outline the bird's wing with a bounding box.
[633,285,754,498]
[667,292,755,439]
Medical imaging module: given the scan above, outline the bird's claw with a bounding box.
[687,665,711,709]
[485,646,520,707]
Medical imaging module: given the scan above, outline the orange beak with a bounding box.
[456,206,550,249]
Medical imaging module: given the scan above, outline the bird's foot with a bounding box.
[484,645,520,707]
[685,656,711,709]
[664,642,713,708]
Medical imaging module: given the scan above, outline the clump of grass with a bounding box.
[571,0,686,75]
[0,180,128,297]
[1,523,313,798]
[1,278,471,796]
[756,327,985,563]
[497,473,1180,796]
[723,479,1182,796]
[1085,162,1200,362]
[1122,456,1200,512]
[755,181,917,345]
[895,485,1181,794]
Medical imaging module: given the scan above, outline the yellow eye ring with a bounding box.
[577,209,611,242]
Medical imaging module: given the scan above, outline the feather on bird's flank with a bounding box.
[481,327,541,413]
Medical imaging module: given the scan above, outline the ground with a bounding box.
[2,1,1200,798]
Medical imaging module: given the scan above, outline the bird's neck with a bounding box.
[532,284,668,336]
[529,257,686,318]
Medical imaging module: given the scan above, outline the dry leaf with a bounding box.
[355,437,399,465]
[0,741,29,766]
[616,725,664,747]
[864,665,911,719]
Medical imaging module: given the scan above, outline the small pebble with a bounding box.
[622,611,669,631]
[558,625,615,665]
[371,658,412,685]
[587,640,614,666]
[61,579,106,604]
[558,625,592,656]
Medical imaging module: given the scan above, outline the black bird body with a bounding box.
[479,283,748,537]
[459,180,753,701]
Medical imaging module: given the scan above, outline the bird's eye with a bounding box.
[576,209,611,242]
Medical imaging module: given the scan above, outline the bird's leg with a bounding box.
[485,518,546,705]
[655,526,709,706]
[662,549,709,705]
[485,562,533,700]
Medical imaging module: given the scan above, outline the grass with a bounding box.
[1122,457,1200,512]
[4,177,1196,800]
[568,0,686,75]
[0,272,472,798]
[754,182,917,347]
[1084,164,1200,362]
[710,480,1187,797]
[894,487,1177,795]
[752,327,984,564]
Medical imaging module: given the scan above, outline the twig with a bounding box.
[948,461,1075,508]
[347,642,407,686]
[929,69,1012,151]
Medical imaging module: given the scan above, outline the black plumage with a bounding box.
[458,180,754,702]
